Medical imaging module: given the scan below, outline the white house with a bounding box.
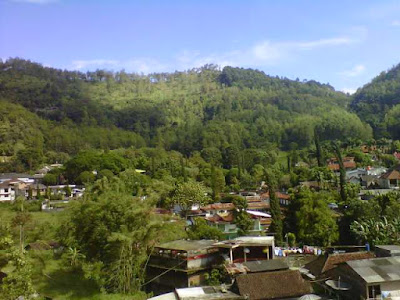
[0,180,18,201]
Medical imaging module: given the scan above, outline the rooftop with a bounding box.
[155,239,217,251]
[0,173,32,180]
[375,245,400,254]
[234,269,311,299]
[226,260,289,275]
[214,236,274,249]
[347,256,400,284]
[305,251,375,277]
[381,169,400,180]
[148,286,244,300]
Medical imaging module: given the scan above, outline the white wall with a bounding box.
[0,188,15,202]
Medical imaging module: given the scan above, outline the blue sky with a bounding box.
[1,0,400,93]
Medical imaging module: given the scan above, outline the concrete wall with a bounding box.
[380,281,400,293]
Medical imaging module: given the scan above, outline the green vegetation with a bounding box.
[0,59,374,173]
[351,62,400,138]
[1,58,400,299]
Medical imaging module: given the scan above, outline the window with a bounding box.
[4,188,8,193]
[368,285,381,299]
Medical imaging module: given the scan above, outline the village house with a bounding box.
[214,236,275,263]
[334,257,400,299]
[379,168,400,189]
[0,180,16,201]
[394,152,400,161]
[22,183,47,198]
[146,236,276,295]
[304,251,375,280]
[0,178,33,201]
[327,157,357,171]
[0,173,35,184]
[146,240,221,294]
[205,211,271,239]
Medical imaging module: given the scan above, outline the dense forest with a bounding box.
[0,58,379,167]
[351,63,400,139]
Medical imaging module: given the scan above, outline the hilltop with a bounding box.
[0,58,372,160]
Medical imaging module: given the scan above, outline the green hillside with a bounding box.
[0,58,372,159]
[351,63,400,139]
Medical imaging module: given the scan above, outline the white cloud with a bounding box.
[69,32,364,73]
[341,88,357,95]
[392,20,400,27]
[251,41,283,62]
[295,37,354,50]
[70,58,169,74]
[125,58,168,74]
[71,59,119,70]
[175,35,356,71]
[11,0,58,4]
[339,64,366,77]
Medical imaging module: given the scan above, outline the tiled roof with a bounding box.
[381,169,400,180]
[201,203,235,211]
[328,161,357,171]
[206,213,234,223]
[305,251,375,277]
[247,202,269,210]
[201,201,270,211]
[235,269,311,299]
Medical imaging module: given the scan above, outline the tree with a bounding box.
[16,148,43,171]
[290,187,338,246]
[210,165,225,201]
[64,247,86,269]
[59,186,157,294]
[332,141,347,203]
[351,217,400,246]
[170,181,209,218]
[63,185,72,197]
[232,196,253,236]
[187,218,223,240]
[77,171,96,185]
[43,173,57,186]
[12,197,31,252]
[27,186,33,200]
[0,235,35,300]
[265,170,283,245]
[314,127,323,167]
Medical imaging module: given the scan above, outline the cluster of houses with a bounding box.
[176,191,291,239]
[147,235,400,300]
[301,154,400,197]
[0,172,84,207]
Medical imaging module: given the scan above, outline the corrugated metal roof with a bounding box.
[347,257,400,283]
[156,239,217,251]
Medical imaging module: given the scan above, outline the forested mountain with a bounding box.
[351,63,400,139]
[0,58,373,162]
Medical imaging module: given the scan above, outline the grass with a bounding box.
[0,204,149,299]
[29,251,146,300]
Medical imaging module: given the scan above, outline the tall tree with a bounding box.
[332,141,347,203]
[265,170,283,245]
[290,187,338,246]
[232,196,253,236]
[314,127,323,167]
